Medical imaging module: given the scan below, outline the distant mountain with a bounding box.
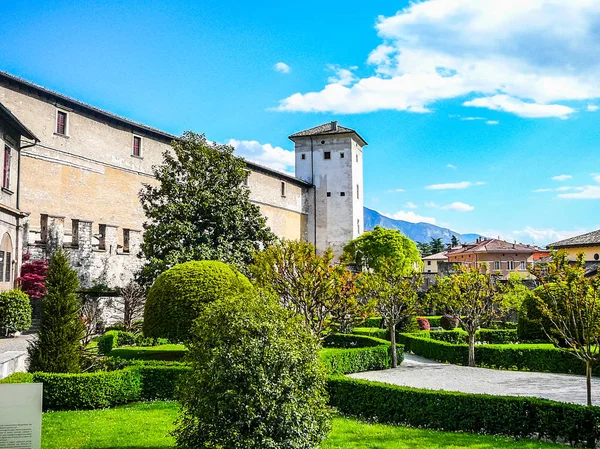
[364,207,483,245]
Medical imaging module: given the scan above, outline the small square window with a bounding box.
[326,192,331,197]
[324,151,331,160]
[427,261,431,265]
[132,136,142,157]
[301,154,306,160]
[56,110,68,135]
[340,152,344,158]
[340,192,345,197]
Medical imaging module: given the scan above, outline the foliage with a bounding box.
[33,368,142,411]
[440,313,459,330]
[323,333,392,348]
[320,346,394,375]
[0,372,34,384]
[502,272,531,312]
[517,293,551,342]
[97,330,136,355]
[450,235,460,247]
[174,293,331,449]
[342,226,422,273]
[143,260,252,342]
[530,252,600,406]
[17,254,48,299]
[429,329,517,344]
[138,131,275,284]
[28,250,86,373]
[108,345,187,361]
[0,289,32,336]
[416,317,430,330]
[351,327,388,340]
[136,364,190,400]
[328,376,600,447]
[416,237,445,258]
[252,239,371,339]
[360,316,383,328]
[112,281,146,332]
[79,296,104,347]
[427,265,506,366]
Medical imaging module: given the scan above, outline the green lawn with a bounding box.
[42,401,564,449]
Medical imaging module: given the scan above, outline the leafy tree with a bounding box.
[342,226,421,274]
[0,290,32,337]
[359,259,421,367]
[427,265,506,367]
[451,235,460,247]
[28,250,86,373]
[416,241,432,257]
[174,293,330,449]
[139,131,275,284]
[530,252,600,406]
[429,237,445,254]
[143,260,252,342]
[17,255,48,299]
[252,239,372,340]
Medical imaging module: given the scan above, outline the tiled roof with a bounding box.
[549,229,600,248]
[448,238,537,255]
[0,101,38,141]
[289,121,368,146]
[422,251,448,260]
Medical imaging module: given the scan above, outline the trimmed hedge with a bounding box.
[137,364,190,400]
[360,316,383,328]
[429,329,518,345]
[108,344,187,361]
[0,372,34,384]
[32,368,142,410]
[324,333,390,348]
[327,376,600,447]
[97,330,136,355]
[347,327,387,340]
[418,316,442,327]
[0,289,32,336]
[399,333,600,375]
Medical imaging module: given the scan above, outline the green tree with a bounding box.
[174,293,330,449]
[0,290,32,337]
[342,226,422,274]
[429,237,445,254]
[28,250,86,373]
[252,239,372,340]
[139,132,275,284]
[427,265,506,367]
[359,259,421,367]
[450,235,460,247]
[530,252,600,406]
[416,241,432,257]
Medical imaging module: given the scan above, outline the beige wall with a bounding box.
[448,252,533,277]
[556,246,600,262]
[423,259,441,273]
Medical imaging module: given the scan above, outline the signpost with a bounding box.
[0,383,42,449]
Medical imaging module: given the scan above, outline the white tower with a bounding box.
[289,121,367,257]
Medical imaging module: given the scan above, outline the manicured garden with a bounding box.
[41,401,565,449]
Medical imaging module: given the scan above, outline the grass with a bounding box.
[42,401,565,449]
[108,344,187,361]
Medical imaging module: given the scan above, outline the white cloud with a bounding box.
[442,202,474,212]
[552,174,572,181]
[383,210,436,224]
[228,139,295,174]
[460,116,486,121]
[513,227,587,246]
[387,188,406,193]
[447,164,457,169]
[533,188,554,193]
[405,202,418,209]
[277,1,600,116]
[557,174,600,199]
[327,65,358,86]
[594,174,600,183]
[486,120,499,125]
[426,181,476,190]
[274,62,291,74]
[588,105,599,112]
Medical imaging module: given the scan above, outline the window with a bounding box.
[324,151,331,160]
[301,153,306,160]
[507,261,515,270]
[494,261,500,270]
[427,261,431,266]
[3,145,10,190]
[356,154,358,162]
[132,136,142,157]
[243,170,250,187]
[357,184,359,199]
[123,229,130,253]
[340,192,345,197]
[56,110,68,135]
[320,140,325,144]
[357,219,360,234]
[340,152,344,158]
[0,251,4,282]
[326,192,331,197]
[520,261,526,270]
[595,253,599,261]
[281,181,286,197]
[5,251,11,283]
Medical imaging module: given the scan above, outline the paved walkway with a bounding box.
[0,334,34,353]
[349,353,600,406]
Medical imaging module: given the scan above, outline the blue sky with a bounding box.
[2,0,599,245]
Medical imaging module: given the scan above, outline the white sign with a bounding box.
[0,383,42,449]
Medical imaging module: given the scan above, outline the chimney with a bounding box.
[330,120,338,131]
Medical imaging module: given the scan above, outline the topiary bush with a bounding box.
[174,293,330,449]
[416,317,430,330]
[0,289,32,336]
[517,292,550,342]
[143,260,252,342]
[440,314,459,330]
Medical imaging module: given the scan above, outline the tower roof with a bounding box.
[288,121,367,147]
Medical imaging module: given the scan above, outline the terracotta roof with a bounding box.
[0,101,38,141]
[422,251,448,260]
[549,229,600,248]
[448,238,537,255]
[289,121,368,146]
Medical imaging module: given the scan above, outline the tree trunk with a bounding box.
[468,332,475,367]
[586,360,592,407]
[390,323,398,368]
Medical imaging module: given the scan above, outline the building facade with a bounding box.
[0,71,365,288]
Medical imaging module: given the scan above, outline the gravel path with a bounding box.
[0,334,34,353]
[349,353,600,406]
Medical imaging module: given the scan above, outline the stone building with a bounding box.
[0,71,365,288]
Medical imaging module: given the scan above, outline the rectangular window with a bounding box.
[494,261,500,270]
[507,261,515,270]
[123,229,130,253]
[340,192,345,197]
[3,145,10,190]
[132,136,142,157]
[281,181,286,197]
[0,251,5,282]
[427,261,431,266]
[5,252,11,283]
[324,151,331,160]
[301,154,306,160]
[357,219,360,234]
[326,192,331,197]
[56,110,67,135]
[340,152,344,158]
[520,261,526,270]
[357,184,359,199]
[356,154,358,162]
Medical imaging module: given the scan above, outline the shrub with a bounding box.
[137,364,190,400]
[398,315,420,333]
[0,372,34,384]
[440,314,459,330]
[360,316,383,328]
[518,293,550,342]
[174,294,330,449]
[351,327,388,340]
[17,256,48,300]
[143,260,252,342]
[476,329,518,344]
[416,317,430,330]
[28,250,86,373]
[419,316,442,327]
[108,345,187,361]
[321,347,392,375]
[327,376,600,447]
[430,329,467,344]
[324,333,391,348]
[488,320,518,330]
[97,330,136,355]
[33,368,141,410]
[0,289,32,336]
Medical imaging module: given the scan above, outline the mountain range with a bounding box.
[364,207,483,245]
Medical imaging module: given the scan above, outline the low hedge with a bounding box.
[351,327,388,340]
[0,372,34,384]
[418,316,442,327]
[360,316,383,328]
[324,333,390,348]
[97,330,136,355]
[429,329,518,345]
[320,346,392,375]
[108,344,187,361]
[136,364,190,400]
[327,376,600,447]
[399,333,600,375]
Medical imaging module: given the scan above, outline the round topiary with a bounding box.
[416,317,430,331]
[142,261,252,342]
[440,314,459,330]
[0,289,32,336]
